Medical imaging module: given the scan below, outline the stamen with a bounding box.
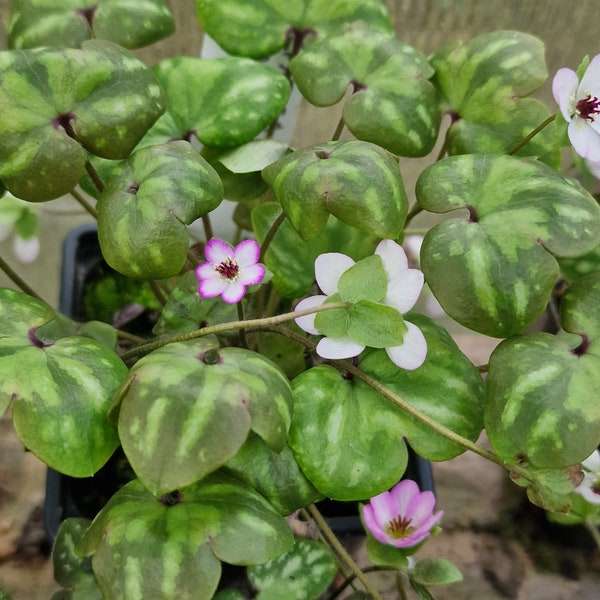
[385,515,416,539]
[576,94,600,122]
[215,257,239,281]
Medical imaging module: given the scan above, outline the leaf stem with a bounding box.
[0,254,46,302]
[584,517,600,551]
[202,213,214,242]
[237,301,249,349]
[331,116,346,141]
[259,209,287,262]
[307,504,384,600]
[119,301,350,361]
[508,113,556,156]
[85,159,105,193]
[70,188,98,219]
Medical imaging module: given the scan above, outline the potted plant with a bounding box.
[1,1,600,598]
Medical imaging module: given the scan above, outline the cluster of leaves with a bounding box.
[1,0,600,599]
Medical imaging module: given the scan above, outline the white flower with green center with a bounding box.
[294,239,427,370]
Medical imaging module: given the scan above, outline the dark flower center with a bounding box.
[215,257,239,280]
[385,515,416,539]
[592,478,600,496]
[576,94,600,122]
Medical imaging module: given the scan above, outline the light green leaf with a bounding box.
[114,338,293,494]
[417,154,600,337]
[218,140,290,173]
[411,557,463,586]
[97,141,223,280]
[195,0,392,59]
[338,255,386,303]
[347,301,407,348]
[9,0,175,50]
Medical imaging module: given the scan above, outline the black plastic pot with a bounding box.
[44,225,435,540]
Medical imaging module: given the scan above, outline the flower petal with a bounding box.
[552,67,578,122]
[204,238,234,264]
[198,277,228,299]
[385,321,427,370]
[13,235,40,263]
[375,239,409,280]
[233,238,261,267]
[316,335,364,360]
[568,119,600,162]
[390,479,420,516]
[221,281,246,304]
[196,262,218,280]
[582,450,600,472]
[294,295,327,334]
[315,252,354,296]
[405,490,436,525]
[368,491,397,529]
[384,268,424,313]
[362,504,390,545]
[578,54,600,98]
[239,263,265,287]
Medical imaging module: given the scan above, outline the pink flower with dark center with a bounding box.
[363,479,443,549]
[195,238,265,304]
[553,54,600,161]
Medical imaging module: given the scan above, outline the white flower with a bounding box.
[575,449,600,505]
[553,54,600,162]
[295,239,427,370]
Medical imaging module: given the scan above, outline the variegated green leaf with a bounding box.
[52,518,103,600]
[247,538,337,600]
[359,314,484,460]
[262,140,408,241]
[141,57,290,149]
[485,273,600,469]
[417,154,600,337]
[114,338,293,495]
[195,0,392,59]
[9,0,174,50]
[97,141,223,280]
[78,475,294,600]
[431,31,558,164]
[289,364,409,500]
[252,202,379,298]
[0,288,125,476]
[0,40,165,201]
[290,25,439,156]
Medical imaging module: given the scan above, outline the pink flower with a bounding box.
[363,480,443,549]
[195,238,265,304]
[553,54,600,162]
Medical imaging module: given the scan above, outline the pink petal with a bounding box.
[405,490,436,525]
[375,239,408,280]
[294,295,327,334]
[239,263,265,287]
[316,335,364,360]
[368,491,397,529]
[234,239,261,267]
[552,68,578,122]
[221,281,246,304]
[362,504,390,544]
[198,277,228,299]
[204,238,233,264]
[315,253,354,296]
[384,269,424,313]
[568,119,600,162]
[385,321,427,370]
[390,480,420,516]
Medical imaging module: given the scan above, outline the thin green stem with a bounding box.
[259,209,286,262]
[237,302,249,349]
[584,518,600,551]
[327,566,395,599]
[119,301,350,361]
[70,188,98,219]
[307,504,384,600]
[331,116,346,141]
[405,203,424,226]
[508,113,556,156]
[147,280,169,306]
[0,254,45,302]
[116,329,148,345]
[397,572,409,600]
[202,213,214,242]
[85,159,105,194]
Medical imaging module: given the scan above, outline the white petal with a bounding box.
[204,238,233,264]
[294,295,326,334]
[234,238,260,267]
[13,236,40,263]
[578,54,600,98]
[585,159,600,180]
[552,68,578,122]
[221,281,246,304]
[316,335,364,360]
[239,263,265,286]
[568,119,600,162]
[315,253,354,296]
[582,450,600,472]
[198,276,228,299]
[385,321,427,370]
[384,269,424,313]
[375,239,408,280]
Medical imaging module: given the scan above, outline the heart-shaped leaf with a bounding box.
[143,57,290,148]
[431,31,558,164]
[0,40,165,201]
[0,288,125,476]
[195,0,392,59]
[262,140,408,241]
[289,364,409,500]
[78,475,294,600]
[252,202,379,298]
[359,314,484,460]
[247,538,337,600]
[484,273,600,469]
[417,154,600,337]
[97,141,223,280]
[289,25,440,156]
[114,338,293,495]
[9,0,175,50]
